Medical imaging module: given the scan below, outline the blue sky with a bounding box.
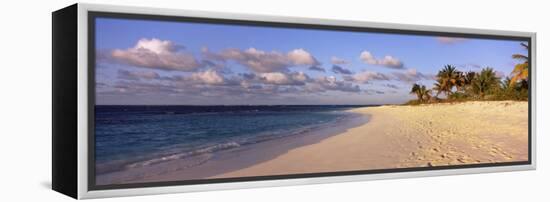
[95,17,527,105]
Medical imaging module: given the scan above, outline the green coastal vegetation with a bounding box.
[408,43,529,105]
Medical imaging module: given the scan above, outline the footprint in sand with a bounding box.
[489,146,513,159]
[456,155,471,163]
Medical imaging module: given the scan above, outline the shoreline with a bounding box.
[96,101,528,185]
[96,111,370,185]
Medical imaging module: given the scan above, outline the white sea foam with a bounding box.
[125,142,241,169]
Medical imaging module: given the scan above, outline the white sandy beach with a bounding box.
[213,101,529,179]
[97,101,529,184]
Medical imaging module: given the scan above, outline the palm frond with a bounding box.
[512,54,528,61]
[510,63,529,87]
[521,42,529,50]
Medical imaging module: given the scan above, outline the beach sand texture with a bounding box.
[213,101,528,178]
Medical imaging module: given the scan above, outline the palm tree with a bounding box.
[419,85,432,101]
[432,82,444,98]
[472,67,500,98]
[510,42,529,87]
[411,84,432,102]
[436,65,460,96]
[462,71,476,94]
[410,83,423,101]
[454,71,466,92]
[501,77,513,91]
[464,71,476,86]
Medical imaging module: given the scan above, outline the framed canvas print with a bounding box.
[52,3,536,199]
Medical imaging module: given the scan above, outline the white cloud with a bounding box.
[218,47,320,73]
[111,38,201,71]
[314,76,361,92]
[344,68,434,84]
[133,38,178,54]
[391,68,435,83]
[259,72,292,85]
[330,56,349,65]
[191,69,225,85]
[436,37,468,44]
[287,49,318,66]
[117,69,160,80]
[359,51,404,69]
[291,72,309,82]
[258,71,309,85]
[359,51,377,64]
[347,71,391,83]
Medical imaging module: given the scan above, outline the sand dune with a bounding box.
[214,101,529,178]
